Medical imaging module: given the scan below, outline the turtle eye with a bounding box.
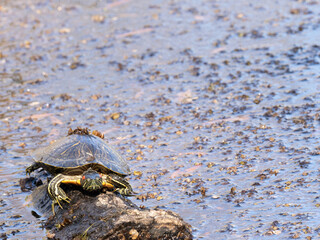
[82,175,86,180]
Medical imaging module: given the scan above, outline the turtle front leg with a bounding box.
[117,186,135,196]
[102,173,135,196]
[48,174,81,215]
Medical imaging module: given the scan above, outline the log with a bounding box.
[22,178,193,239]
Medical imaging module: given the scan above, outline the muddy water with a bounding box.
[1,0,320,239]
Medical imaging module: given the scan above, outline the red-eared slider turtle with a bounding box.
[26,127,133,214]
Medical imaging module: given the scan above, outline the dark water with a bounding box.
[1,0,320,239]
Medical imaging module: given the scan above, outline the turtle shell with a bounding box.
[32,133,130,176]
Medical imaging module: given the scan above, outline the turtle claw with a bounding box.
[25,166,32,176]
[51,195,71,215]
[52,201,59,215]
[129,191,137,196]
[64,197,71,203]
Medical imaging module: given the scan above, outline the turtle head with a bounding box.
[80,168,103,191]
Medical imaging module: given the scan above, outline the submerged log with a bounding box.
[22,178,193,239]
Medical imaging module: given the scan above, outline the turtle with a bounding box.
[26,127,134,214]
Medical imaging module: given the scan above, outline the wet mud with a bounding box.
[1,0,320,239]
